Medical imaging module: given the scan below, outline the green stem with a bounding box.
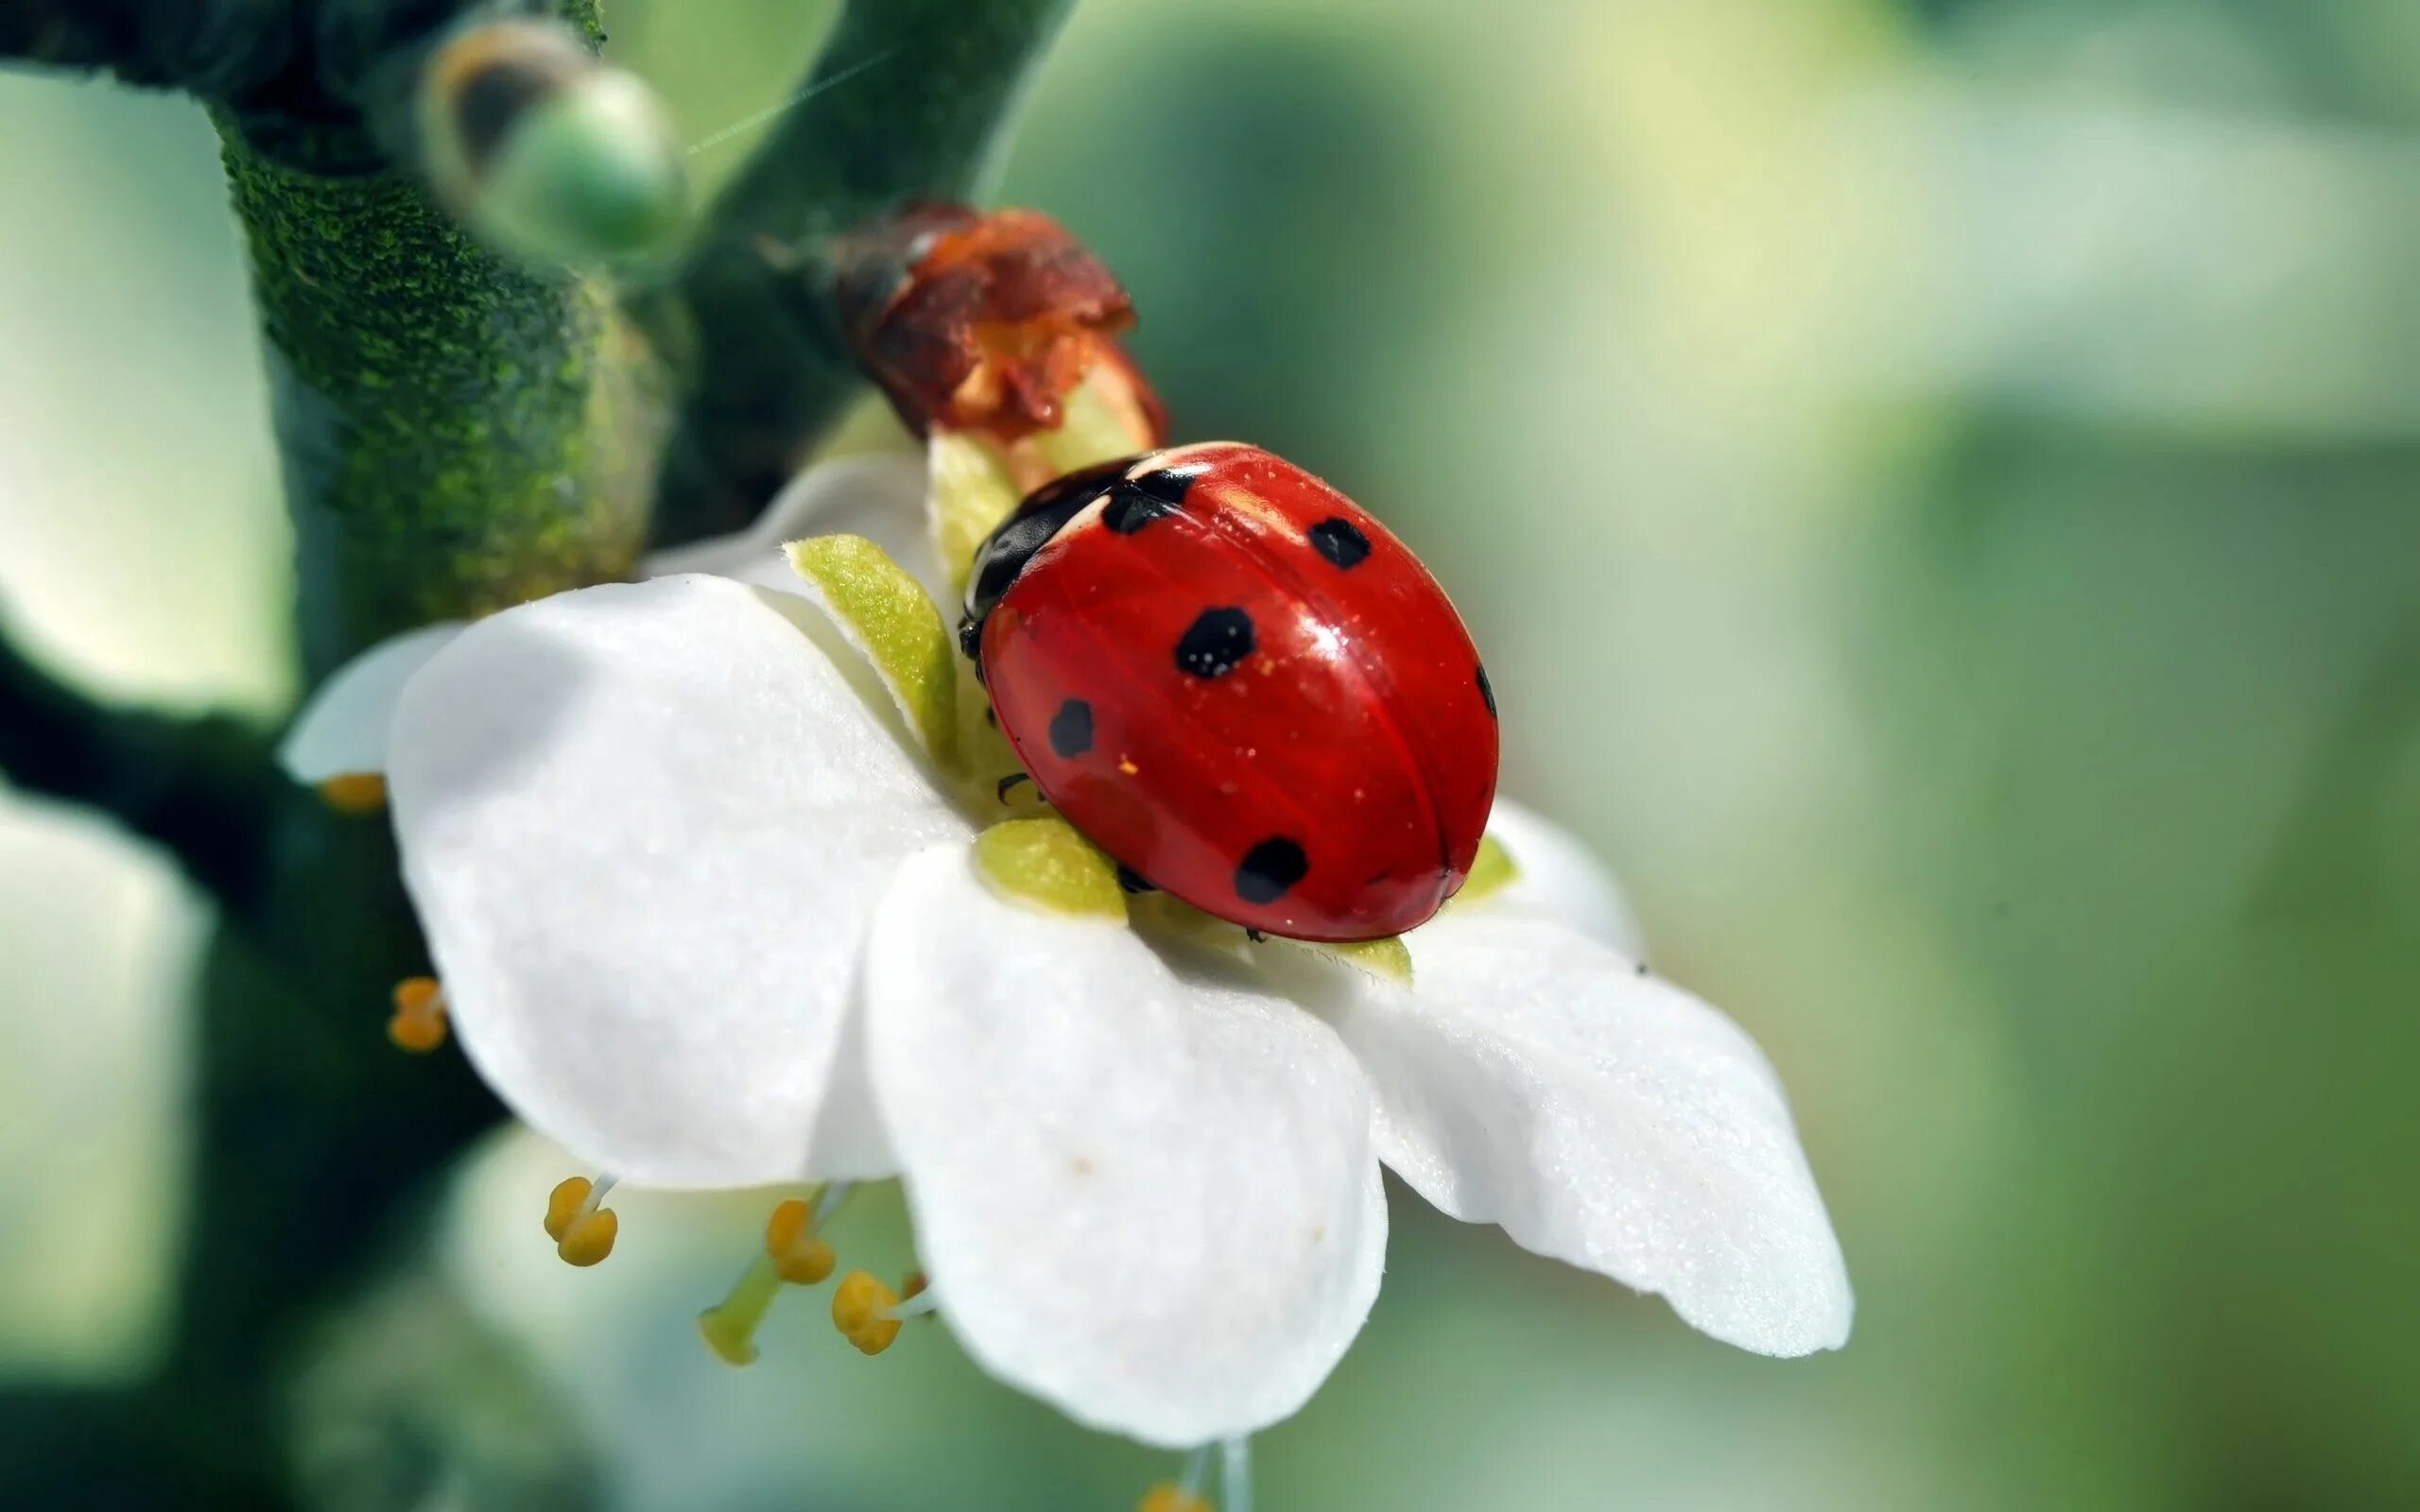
[0,1,1080,1502]
[0,621,275,901]
[651,0,1077,545]
[217,112,653,678]
[0,0,289,94]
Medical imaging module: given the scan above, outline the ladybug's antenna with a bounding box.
[684,49,897,159]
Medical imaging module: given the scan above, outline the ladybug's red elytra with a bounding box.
[963,441,1499,942]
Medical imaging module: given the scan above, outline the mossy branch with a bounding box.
[0,613,276,902]
[650,0,1078,544]
[3,2,1078,1503]
[219,120,655,675]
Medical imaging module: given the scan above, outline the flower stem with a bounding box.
[651,0,1080,545]
[216,106,652,678]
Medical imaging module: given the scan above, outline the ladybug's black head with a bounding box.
[959,455,1142,652]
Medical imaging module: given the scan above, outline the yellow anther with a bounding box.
[543,1177,593,1241]
[555,1208,618,1266]
[765,1196,837,1285]
[1136,1486,1212,1512]
[543,1175,617,1266]
[316,772,389,815]
[387,975,449,1053]
[831,1269,904,1356]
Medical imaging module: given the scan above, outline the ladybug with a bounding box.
[962,441,1499,942]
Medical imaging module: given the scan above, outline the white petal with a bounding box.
[864,843,1386,1446]
[1473,798,1646,957]
[277,622,464,782]
[1322,913,1851,1356]
[641,453,945,603]
[387,575,971,1187]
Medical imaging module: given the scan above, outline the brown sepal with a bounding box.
[834,203,1167,447]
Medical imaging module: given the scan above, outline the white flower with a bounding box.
[279,454,942,787]
[286,455,1852,1450]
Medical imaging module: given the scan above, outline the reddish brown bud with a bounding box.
[835,204,1167,447]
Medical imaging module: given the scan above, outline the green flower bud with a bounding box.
[475,71,685,267]
[420,21,686,269]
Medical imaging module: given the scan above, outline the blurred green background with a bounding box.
[5,0,2419,1506]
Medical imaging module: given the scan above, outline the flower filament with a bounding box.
[699,1185,850,1366]
[1135,1438,1251,1512]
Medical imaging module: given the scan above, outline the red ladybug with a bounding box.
[962,441,1499,942]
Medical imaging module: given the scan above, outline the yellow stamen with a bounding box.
[698,1193,848,1366]
[387,975,449,1052]
[542,1175,618,1266]
[765,1196,838,1285]
[317,772,389,815]
[831,1269,905,1356]
[1138,1442,1227,1512]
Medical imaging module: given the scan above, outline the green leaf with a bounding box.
[974,817,1128,921]
[928,363,1162,592]
[1272,934,1413,986]
[1458,833,1521,905]
[786,534,959,766]
[928,431,1026,597]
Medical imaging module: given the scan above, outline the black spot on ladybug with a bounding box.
[1115,866,1157,895]
[1175,607,1255,679]
[995,772,1031,802]
[1048,698,1095,758]
[1131,465,1201,503]
[1102,482,1180,535]
[1235,836,1308,904]
[1476,663,1496,718]
[1307,516,1372,570]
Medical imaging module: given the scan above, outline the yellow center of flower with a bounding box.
[1135,1486,1212,1512]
